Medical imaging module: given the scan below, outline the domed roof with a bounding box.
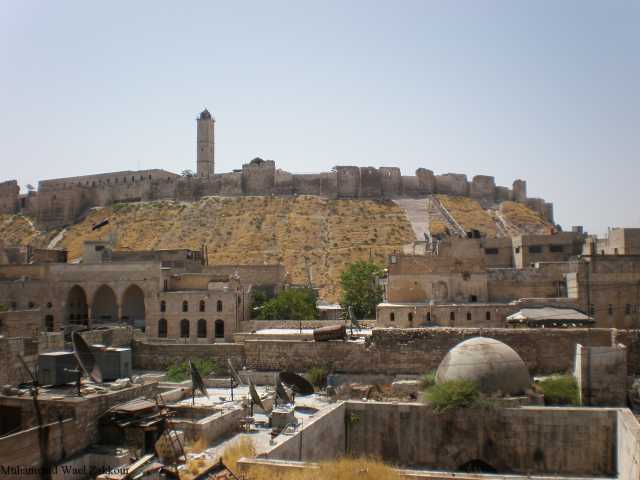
[435,337,530,395]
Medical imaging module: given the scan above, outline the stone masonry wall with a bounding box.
[132,340,245,371]
[131,327,639,377]
[2,163,552,229]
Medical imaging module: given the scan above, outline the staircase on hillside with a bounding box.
[425,196,467,237]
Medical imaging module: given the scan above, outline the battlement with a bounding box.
[0,160,553,229]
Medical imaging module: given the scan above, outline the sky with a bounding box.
[0,1,638,235]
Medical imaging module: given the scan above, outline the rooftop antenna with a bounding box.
[189,360,209,406]
[227,358,243,401]
[17,355,51,480]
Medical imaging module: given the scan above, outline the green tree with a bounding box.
[340,260,384,319]
[257,288,318,320]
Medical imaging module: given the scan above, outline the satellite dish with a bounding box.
[248,380,266,412]
[279,371,314,396]
[227,358,243,386]
[189,360,208,398]
[276,380,291,404]
[72,332,103,383]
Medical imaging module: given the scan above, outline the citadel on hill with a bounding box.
[0,109,554,229]
[0,109,640,480]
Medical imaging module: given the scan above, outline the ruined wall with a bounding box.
[242,328,619,375]
[575,343,628,406]
[264,402,346,462]
[10,163,551,229]
[0,180,19,214]
[242,159,276,195]
[470,175,496,207]
[435,173,469,196]
[132,340,245,370]
[346,402,616,476]
[336,166,360,198]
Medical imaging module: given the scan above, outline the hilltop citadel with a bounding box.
[0,109,554,229]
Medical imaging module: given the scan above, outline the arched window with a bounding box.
[215,319,224,338]
[45,315,54,332]
[180,319,190,338]
[197,319,207,338]
[450,312,456,322]
[486,311,491,321]
[158,319,168,338]
[199,300,206,312]
[408,312,414,323]
[182,301,189,313]
[216,300,223,312]
[389,312,395,322]
[466,312,472,321]
[160,301,166,312]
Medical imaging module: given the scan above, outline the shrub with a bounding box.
[166,359,219,383]
[306,366,328,388]
[423,379,481,412]
[537,375,579,405]
[257,288,318,320]
[419,370,436,390]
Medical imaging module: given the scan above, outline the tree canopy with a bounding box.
[257,288,318,320]
[340,260,384,319]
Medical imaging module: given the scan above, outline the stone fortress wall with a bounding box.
[0,158,554,229]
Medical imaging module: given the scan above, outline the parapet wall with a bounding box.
[1,160,553,229]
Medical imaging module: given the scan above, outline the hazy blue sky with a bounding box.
[1,1,638,235]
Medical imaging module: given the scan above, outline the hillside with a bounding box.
[59,197,414,301]
[0,195,552,301]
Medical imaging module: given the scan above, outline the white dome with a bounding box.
[435,337,531,395]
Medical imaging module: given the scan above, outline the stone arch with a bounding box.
[122,284,146,329]
[215,319,224,339]
[67,285,88,326]
[92,285,118,323]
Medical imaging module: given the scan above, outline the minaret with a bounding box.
[196,108,215,177]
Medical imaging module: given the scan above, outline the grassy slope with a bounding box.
[56,196,415,302]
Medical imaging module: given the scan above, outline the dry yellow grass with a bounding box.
[222,436,257,474]
[246,457,402,480]
[500,201,551,233]
[49,197,414,302]
[437,195,498,237]
[0,214,50,247]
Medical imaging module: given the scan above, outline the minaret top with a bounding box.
[198,108,214,121]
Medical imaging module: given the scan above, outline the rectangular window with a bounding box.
[484,248,499,255]
[528,245,543,253]
[549,245,564,253]
[625,304,631,315]
[608,304,614,315]
[515,247,521,253]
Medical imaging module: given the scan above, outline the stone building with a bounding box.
[0,242,284,342]
[378,230,640,329]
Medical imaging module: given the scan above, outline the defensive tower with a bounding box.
[196,108,215,176]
